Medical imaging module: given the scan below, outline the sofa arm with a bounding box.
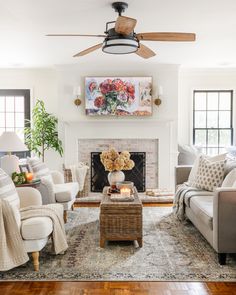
[17,187,42,208]
[213,188,236,253]
[51,170,64,184]
[175,165,192,187]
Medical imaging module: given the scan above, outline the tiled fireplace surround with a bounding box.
[63,121,177,190]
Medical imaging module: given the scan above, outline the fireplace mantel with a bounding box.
[63,120,178,189]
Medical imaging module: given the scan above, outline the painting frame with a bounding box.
[85,76,153,116]
[19,164,31,174]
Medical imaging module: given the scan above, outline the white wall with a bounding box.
[178,68,236,145]
[0,68,62,170]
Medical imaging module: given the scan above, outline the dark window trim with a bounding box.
[0,89,31,158]
[193,90,233,154]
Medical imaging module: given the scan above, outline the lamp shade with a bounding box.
[0,132,28,152]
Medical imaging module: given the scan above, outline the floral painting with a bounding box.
[85,77,152,116]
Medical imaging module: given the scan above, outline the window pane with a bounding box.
[219,111,231,128]
[207,148,218,156]
[195,92,206,110]
[208,130,218,147]
[6,127,14,131]
[194,111,206,128]
[0,97,5,112]
[219,148,226,154]
[0,113,5,127]
[201,148,207,154]
[219,130,231,147]
[6,96,14,112]
[6,113,14,127]
[207,111,218,128]
[15,113,24,127]
[15,96,24,112]
[219,92,231,110]
[0,127,5,136]
[195,130,206,146]
[207,92,218,110]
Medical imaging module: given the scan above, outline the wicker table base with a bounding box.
[100,187,143,248]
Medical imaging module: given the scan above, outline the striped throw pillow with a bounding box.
[27,157,53,182]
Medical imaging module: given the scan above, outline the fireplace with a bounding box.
[91,152,146,192]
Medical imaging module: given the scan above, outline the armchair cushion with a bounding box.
[27,157,53,183]
[21,216,53,240]
[54,182,79,202]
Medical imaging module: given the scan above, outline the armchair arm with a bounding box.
[38,178,56,205]
[175,165,192,187]
[213,188,236,253]
[51,170,64,184]
[17,187,42,208]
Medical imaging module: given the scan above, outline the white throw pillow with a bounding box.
[188,153,227,186]
[192,156,225,191]
[27,157,53,183]
[178,144,200,165]
[222,168,236,187]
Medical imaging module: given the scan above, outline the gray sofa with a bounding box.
[175,165,236,265]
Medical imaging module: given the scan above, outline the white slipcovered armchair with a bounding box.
[38,170,79,223]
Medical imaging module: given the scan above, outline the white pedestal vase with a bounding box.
[108,171,125,186]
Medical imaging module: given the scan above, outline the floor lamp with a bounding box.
[0,131,28,176]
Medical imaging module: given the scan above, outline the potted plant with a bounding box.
[24,99,63,162]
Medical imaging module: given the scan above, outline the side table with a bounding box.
[15,179,41,189]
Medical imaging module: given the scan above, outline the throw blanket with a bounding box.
[20,204,68,255]
[70,163,89,192]
[173,183,213,220]
[0,199,29,271]
[0,202,68,271]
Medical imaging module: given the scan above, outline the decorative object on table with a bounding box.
[47,2,196,59]
[73,86,82,106]
[12,172,27,185]
[0,132,28,176]
[146,188,174,197]
[85,77,152,116]
[25,172,34,182]
[24,100,63,162]
[100,148,135,185]
[116,181,134,190]
[19,164,31,174]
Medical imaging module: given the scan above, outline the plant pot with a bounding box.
[108,171,125,186]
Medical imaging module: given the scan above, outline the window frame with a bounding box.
[193,90,233,155]
[0,89,31,158]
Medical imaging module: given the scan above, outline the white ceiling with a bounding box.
[1,0,236,68]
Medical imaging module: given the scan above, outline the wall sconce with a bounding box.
[73,86,82,106]
[154,86,163,106]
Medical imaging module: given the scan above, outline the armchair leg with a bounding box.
[218,253,227,265]
[72,204,75,211]
[63,210,67,223]
[32,251,39,271]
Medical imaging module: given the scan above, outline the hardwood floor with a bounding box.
[1,203,235,294]
[1,281,236,294]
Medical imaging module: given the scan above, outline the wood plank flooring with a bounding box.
[1,203,235,294]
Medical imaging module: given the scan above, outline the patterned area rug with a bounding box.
[1,207,236,281]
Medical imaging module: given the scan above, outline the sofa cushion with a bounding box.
[221,168,236,187]
[189,195,213,230]
[27,157,53,183]
[21,216,53,240]
[184,190,214,207]
[54,182,79,202]
[192,156,225,191]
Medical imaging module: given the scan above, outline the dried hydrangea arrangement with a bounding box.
[100,148,135,172]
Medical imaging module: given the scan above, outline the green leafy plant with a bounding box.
[25,99,63,162]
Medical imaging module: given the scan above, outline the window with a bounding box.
[0,89,30,158]
[193,90,233,155]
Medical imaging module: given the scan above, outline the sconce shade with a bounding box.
[73,86,81,96]
[0,132,28,152]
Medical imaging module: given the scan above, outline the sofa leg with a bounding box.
[63,210,67,223]
[218,253,227,265]
[32,251,39,271]
[71,204,75,211]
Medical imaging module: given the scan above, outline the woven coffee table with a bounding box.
[100,187,143,248]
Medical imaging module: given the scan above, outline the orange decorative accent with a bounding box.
[120,187,131,197]
[26,172,34,182]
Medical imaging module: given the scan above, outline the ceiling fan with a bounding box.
[46,1,196,59]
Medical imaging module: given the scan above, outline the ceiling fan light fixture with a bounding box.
[102,37,139,54]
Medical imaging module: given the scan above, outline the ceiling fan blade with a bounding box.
[46,34,106,37]
[136,44,156,59]
[137,32,196,42]
[73,43,103,57]
[115,16,137,35]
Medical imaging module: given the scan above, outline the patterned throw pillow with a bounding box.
[27,157,53,183]
[193,156,225,191]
